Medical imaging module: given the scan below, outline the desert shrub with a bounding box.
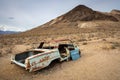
[78,39,87,42]
[0,52,2,57]
[102,44,116,50]
[88,38,92,41]
[108,42,120,48]
[0,43,3,48]
[6,47,13,54]
[102,38,106,41]
[82,42,87,45]
[112,42,120,48]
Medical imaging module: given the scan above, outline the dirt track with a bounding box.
[0,38,120,80]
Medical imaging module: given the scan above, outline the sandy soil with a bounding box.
[0,5,120,80]
[0,38,120,80]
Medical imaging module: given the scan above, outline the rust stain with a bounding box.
[32,66,44,71]
[25,59,31,70]
[31,62,36,66]
[39,56,50,63]
[30,56,51,71]
[31,56,50,66]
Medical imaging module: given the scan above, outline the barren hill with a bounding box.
[19,5,120,36]
[110,9,120,21]
[111,9,120,14]
[0,5,120,39]
[58,5,118,22]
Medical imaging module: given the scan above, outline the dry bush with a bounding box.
[109,42,120,48]
[102,38,107,41]
[82,42,88,45]
[101,44,116,50]
[0,51,2,57]
[78,38,87,42]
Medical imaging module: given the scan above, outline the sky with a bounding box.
[0,0,120,31]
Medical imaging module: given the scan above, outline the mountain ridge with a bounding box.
[18,5,120,36]
[0,30,20,34]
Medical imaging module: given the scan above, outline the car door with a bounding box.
[70,48,80,60]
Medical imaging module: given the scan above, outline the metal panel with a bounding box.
[70,48,80,60]
[12,60,26,68]
[28,49,60,72]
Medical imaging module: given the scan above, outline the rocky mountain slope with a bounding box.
[19,5,120,36]
[0,5,120,45]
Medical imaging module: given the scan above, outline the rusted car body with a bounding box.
[11,39,81,72]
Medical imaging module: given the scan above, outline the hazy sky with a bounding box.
[0,0,120,31]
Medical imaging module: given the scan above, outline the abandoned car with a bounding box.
[11,39,81,72]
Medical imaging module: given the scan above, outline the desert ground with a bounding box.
[0,5,120,80]
[0,35,120,80]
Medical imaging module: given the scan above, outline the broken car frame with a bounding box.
[11,39,81,72]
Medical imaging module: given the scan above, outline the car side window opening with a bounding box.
[58,44,75,57]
